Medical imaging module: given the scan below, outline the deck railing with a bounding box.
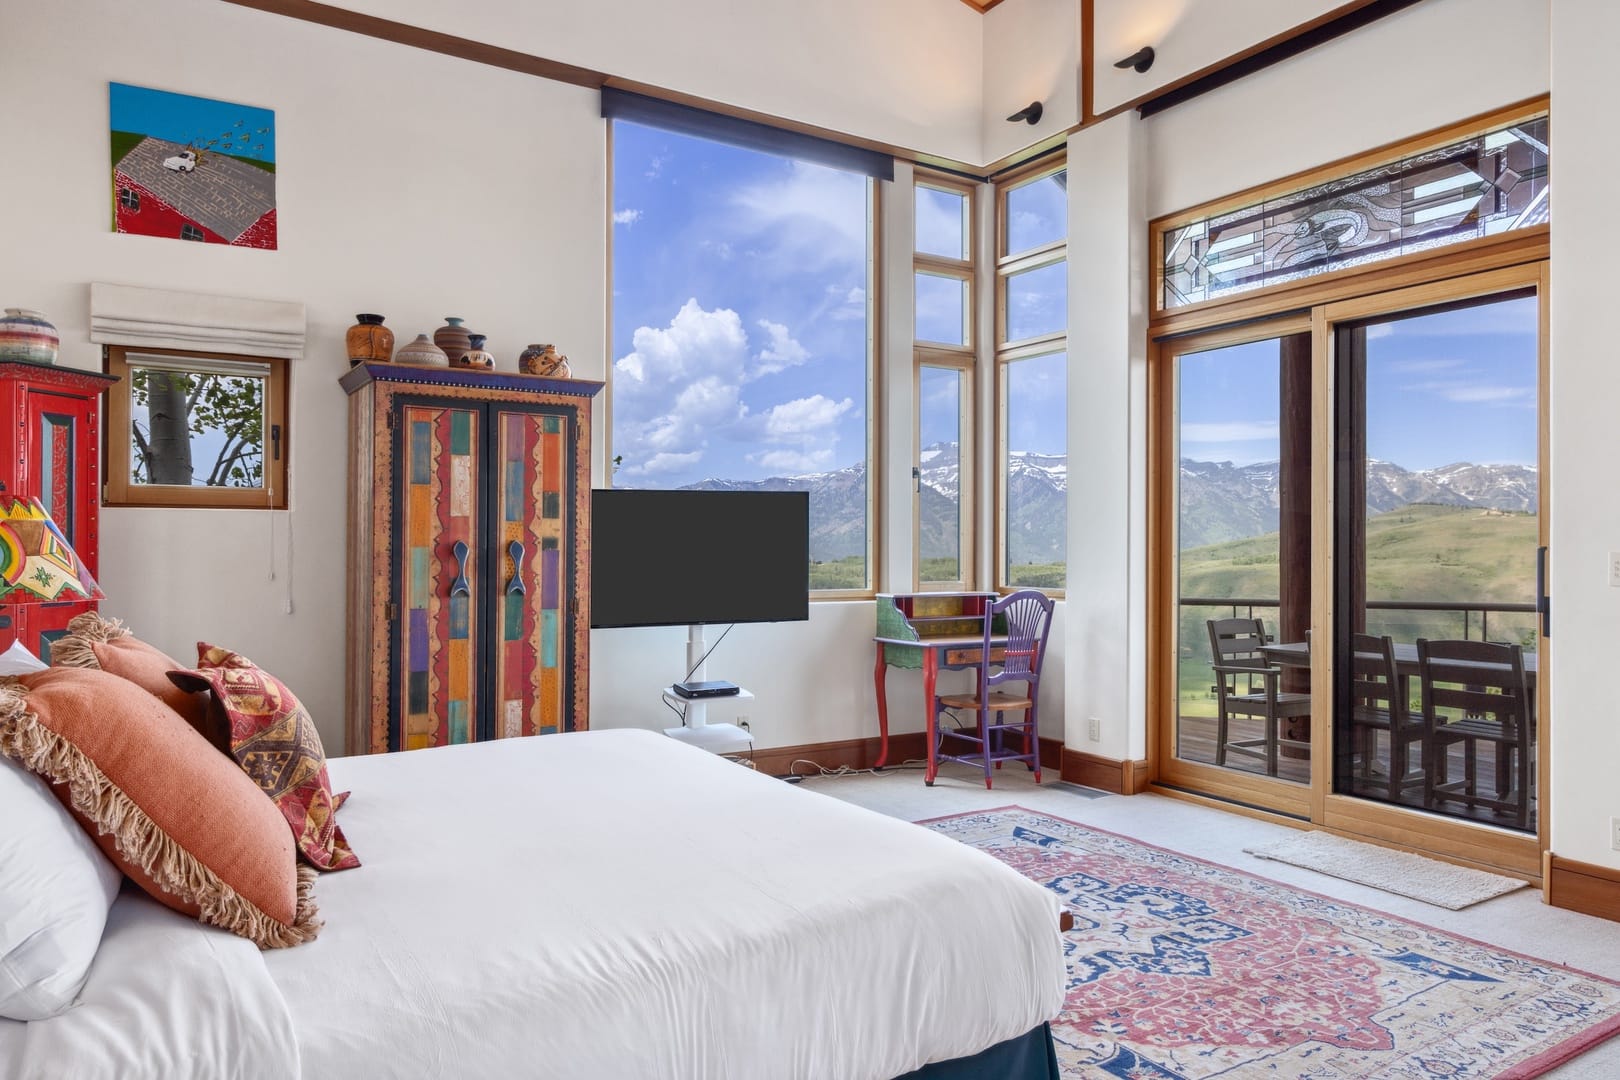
[1179,597,1537,642]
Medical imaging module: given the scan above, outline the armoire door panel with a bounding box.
[397,403,481,751]
[24,391,98,573]
[492,408,572,738]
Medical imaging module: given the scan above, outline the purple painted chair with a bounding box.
[927,589,1055,789]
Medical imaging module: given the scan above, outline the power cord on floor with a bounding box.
[781,758,929,783]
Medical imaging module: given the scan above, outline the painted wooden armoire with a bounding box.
[341,362,602,755]
[0,360,117,660]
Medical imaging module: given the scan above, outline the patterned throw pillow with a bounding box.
[170,645,359,872]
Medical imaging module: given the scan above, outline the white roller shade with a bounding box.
[90,282,305,359]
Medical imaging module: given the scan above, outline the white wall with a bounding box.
[1091,0,1348,117]
[1065,112,1147,760]
[1548,2,1620,869]
[1141,0,1549,220]
[981,0,1080,165]
[0,0,606,751]
[316,0,986,165]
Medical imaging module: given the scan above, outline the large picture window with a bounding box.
[995,161,1067,592]
[609,118,877,593]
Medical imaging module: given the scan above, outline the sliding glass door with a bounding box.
[1327,276,1545,842]
[1153,267,1548,866]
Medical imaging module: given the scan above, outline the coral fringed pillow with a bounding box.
[0,668,319,949]
[52,612,221,750]
[170,645,359,872]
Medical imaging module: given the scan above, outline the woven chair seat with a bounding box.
[938,691,1034,711]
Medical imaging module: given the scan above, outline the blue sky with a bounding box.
[612,125,1071,482]
[110,83,274,163]
[1179,294,1538,470]
[611,121,869,486]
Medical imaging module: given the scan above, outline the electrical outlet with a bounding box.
[1611,817,1620,852]
[1609,553,1620,588]
[737,716,751,734]
[1087,716,1101,742]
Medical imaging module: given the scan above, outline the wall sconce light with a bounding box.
[1005,101,1043,125]
[1114,46,1156,74]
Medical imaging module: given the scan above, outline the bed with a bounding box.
[2,728,1066,1079]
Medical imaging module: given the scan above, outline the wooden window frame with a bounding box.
[913,171,977,592]
[103,344,289,510]
[994,157,1067,598]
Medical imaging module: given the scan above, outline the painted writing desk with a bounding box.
[872,593,1005,769]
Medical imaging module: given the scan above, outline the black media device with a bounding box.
[589,489,811,630]
[671,680,741,699]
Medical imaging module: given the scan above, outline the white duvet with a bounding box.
[4,729,1065,1080]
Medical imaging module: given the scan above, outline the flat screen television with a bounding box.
[590,489,810,629]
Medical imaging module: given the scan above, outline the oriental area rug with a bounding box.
[922,807,1620,1079]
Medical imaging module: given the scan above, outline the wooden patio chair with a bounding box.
[1206,617,1311,777]
[1417,638,1533,831]
[1348,632,1425,801]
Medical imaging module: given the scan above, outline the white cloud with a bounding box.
[749,448,834,472]
[1434,384,1533,405]
[1400,378,1533,405]
[730,161,867,272]
[613,304,852,481]
[612,208,641,225]
[1387,357,1464,374]
[612,300,751,477]
[636,450,704,475]
[762,395,853,438]
[752,319,810,379]
[1180,420,1278,443]
[645,155,665,180]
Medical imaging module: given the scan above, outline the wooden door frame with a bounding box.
[1146,251,1550,878]
[1148,313,1315,821]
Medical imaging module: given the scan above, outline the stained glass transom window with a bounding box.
[1160,117,1549,310]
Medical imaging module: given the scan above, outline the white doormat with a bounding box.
[1244,831,1528,910]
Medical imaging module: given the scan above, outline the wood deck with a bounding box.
[1175,714,1538,830]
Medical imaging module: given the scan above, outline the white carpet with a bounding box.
[1244,830,1528,909]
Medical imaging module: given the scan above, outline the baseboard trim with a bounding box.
[1546,853,1620,923]
[1060,748,1150,795]
[747,734,1063,779]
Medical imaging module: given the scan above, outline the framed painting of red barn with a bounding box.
[110,83,276,250]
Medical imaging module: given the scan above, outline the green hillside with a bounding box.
[1177,503,1539,717]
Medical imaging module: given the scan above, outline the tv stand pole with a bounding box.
[664,623,753,755]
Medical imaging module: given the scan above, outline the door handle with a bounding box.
[506,540,527,596]
[449,540,471,598]
[1535,545,1550,638]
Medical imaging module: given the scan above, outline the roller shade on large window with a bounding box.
[601,88,894,182]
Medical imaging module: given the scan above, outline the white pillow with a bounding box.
[0,641,47,676]
[0,754,122,1020]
